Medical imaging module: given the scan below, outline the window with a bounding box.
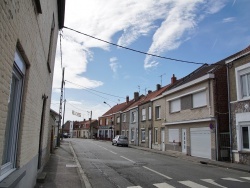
[131,129,135,141]
[142,108,146,121]
[123,113,126,122]
[235,63,250,100]
[154,128,158,143]
[242,126,250,149]
[100,119,102,125]
[148,107,152,120]
[117,116,120,123]
[47,15,55,73]
[155,106,161,119]
[131,111,136,123]
[121,130,125,136]
[105,118,108,125]
[141,129,145,142]
[169,129,180,142]
[241,73,250,98]
[170,99,180,113]
[193,91,207,108]
[126,130,129,137]
[1,50,25,178]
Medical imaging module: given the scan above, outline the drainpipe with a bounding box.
[227,64,233,163]
[215,117,219,161]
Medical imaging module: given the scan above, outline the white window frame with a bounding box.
[105,118,108,125]
[192,91,207,108]
[141,129,145,142]
[131,111,136,123]
[117,116,120,123]
[142,108,146,121]
[155,106,161,119]
[168,129,180,142]
[170,99,180,113]
[100,119,102,125]
[1,50,25,180]
[126,130,129,137]
[131,129,135,141]
[121,130,125,136]
[154,128,158,144]
[235,63,250,101]
[123,113,126,122]
[148,106,152,120]
[241,125,250,150]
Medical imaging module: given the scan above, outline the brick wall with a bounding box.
[0,0,60,179]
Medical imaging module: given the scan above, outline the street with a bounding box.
[70,138,250,188]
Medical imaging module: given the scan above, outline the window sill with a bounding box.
[235,97,250,103]
[170,111,180,114]
[155,118,161,121]
[191,105,207,110]
[0,168,26,188]
[141,141,145,143]
[238,150,250,154]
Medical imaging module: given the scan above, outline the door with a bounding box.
[149,130,151,149]
[190,127,211,159]
[161,129,165,151]
[182,129,187,154]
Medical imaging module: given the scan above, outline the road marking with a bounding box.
[153,182,175,188]
[110,151,117,154]
[222,177,245,182]
[179,180,208,188]
[201,179,227,188]
[143,166,172,180]
[241,177,250,181]
[127,186,142,188]
[120,156,135,163]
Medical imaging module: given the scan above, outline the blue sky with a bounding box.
[51,0,250,121]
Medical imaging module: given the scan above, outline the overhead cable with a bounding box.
[63,26,206,65]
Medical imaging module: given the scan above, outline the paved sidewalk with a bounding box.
[35,140,84,188]
[129,145,250,173]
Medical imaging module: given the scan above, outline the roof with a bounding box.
[225,45,250,64]
[102,99,134,116]
[123,95,145,111]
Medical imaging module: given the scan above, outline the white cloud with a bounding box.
[109,57,120,75]
[222,17,236,23]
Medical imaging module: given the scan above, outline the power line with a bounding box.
[65,80,125,99]
[63,26,206,65]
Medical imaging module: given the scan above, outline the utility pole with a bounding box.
[61,99,66,140]
[57,67,65,147]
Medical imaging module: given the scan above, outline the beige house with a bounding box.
[160,63,229,160]
[0,1,65,187]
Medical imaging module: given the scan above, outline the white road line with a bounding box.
[143,166,172,180]
[241,177,250,181]
[120,156,135,163]
[201,179,227,188]
[110,151,117,154]
[222,177,245,182]
[153,182,175,188]
[179,180,208,188]
[127,186,142,188]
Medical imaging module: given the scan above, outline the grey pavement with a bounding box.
[35,139,250,188]
[35,140,84,188]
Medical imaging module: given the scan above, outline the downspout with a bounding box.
[227,64,233,163]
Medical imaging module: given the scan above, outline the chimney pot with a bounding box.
[134,92,139,101]
[126,96,129,103]
[156,84,161,90]
[171,74,177,84]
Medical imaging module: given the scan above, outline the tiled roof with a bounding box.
[102,99,134,116]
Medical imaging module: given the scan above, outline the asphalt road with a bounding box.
[70,138,250,188]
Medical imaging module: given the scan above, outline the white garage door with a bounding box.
[190,127,211,159]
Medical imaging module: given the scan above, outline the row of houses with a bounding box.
[0,0,65,187]
[98,45,250,165]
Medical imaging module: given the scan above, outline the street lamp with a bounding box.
[103,101,114,141]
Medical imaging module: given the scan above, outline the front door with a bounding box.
[182,129,187,154]
[161,129,165,151]
[149,130,151,149]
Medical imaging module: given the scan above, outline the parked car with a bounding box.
[112,135,128,147]
[63,133,70,138]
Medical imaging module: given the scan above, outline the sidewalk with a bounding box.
[35,140,84,188]
[129,145,250,173]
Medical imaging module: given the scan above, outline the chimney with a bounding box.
[134,92,139,101]
[126,96,129,103]
[148,90,152,94]
[171,74,177,84]
[156,84,161,91]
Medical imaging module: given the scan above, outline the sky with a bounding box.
[50,0,250,122]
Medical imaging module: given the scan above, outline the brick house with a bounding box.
[225,45,250,164]
[0,0,65,187]
[74,119,98,139]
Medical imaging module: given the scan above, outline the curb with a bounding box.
[69,141,92,188]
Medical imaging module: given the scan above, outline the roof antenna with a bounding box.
[138,85,140,93]
[159,73,166,86]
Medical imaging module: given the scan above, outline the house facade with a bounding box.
[49,109,60,153]
[0,0,65,187]
[161,63,229,160]
[226,45,250,164]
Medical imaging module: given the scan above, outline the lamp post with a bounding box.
[103,101,114,141]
